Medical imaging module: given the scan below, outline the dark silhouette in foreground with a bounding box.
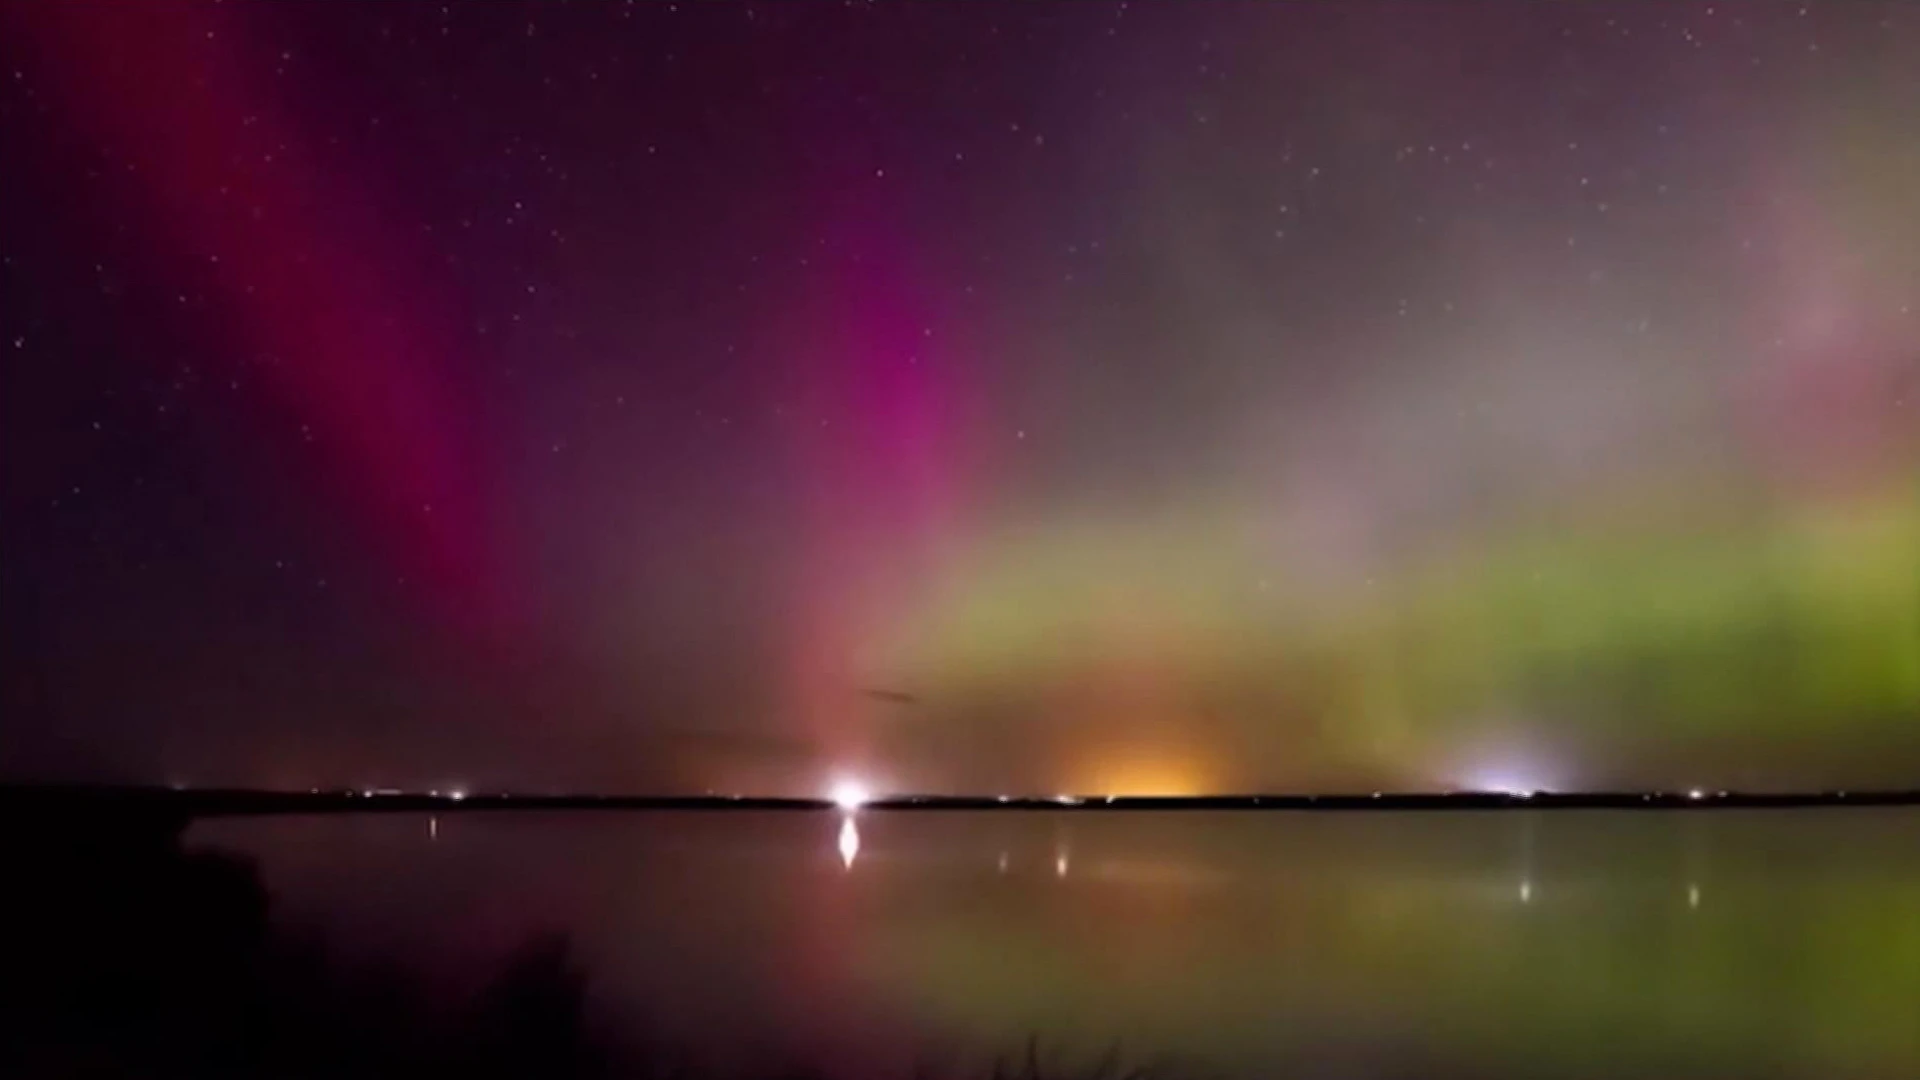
[0,801,618,1077]
[0,800,1194,1079]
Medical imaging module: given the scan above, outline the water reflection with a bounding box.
[836,814,859,870]
[190,811,1920,1080]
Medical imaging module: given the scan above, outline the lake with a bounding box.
[189,810,1920,1079]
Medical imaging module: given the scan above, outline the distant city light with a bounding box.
[1688,788,1706,800]
[448,789,467,802]
[830,778,870,810]
[1459,748,1563,798]
[1468,768,1556,797]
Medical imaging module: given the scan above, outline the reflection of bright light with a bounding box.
[1519,879,1533,903]
[997,851,1009,873]
[837,816,859,870]
[1055,850,1070,878]
[830,779,871,811]
[1687,884,1701,909]
[428,816,438,841]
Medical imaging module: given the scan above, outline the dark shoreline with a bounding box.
[9,784,1920,820]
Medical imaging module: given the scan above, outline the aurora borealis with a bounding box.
[3,1,1916,794]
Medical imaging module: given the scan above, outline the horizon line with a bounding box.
[10,784,1920,817]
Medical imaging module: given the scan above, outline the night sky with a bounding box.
[3,1,1916,795]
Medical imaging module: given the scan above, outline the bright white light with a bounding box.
[1688,788,1706,800]
[1471,771,1554,797]
[830,779,870,810]
[1519,879,1533,903]
[1054,851,1070,878]
[448,789,468,802]
[1460,748,1562,797]
[1687,884,1701,909]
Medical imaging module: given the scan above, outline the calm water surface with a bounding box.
[190,811,1920,1078]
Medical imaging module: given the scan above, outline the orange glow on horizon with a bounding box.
[1067,747,1219,797]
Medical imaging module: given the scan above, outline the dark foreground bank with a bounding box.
[0,803,1197,1079]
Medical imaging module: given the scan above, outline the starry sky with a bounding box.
[3,1,1916,795]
